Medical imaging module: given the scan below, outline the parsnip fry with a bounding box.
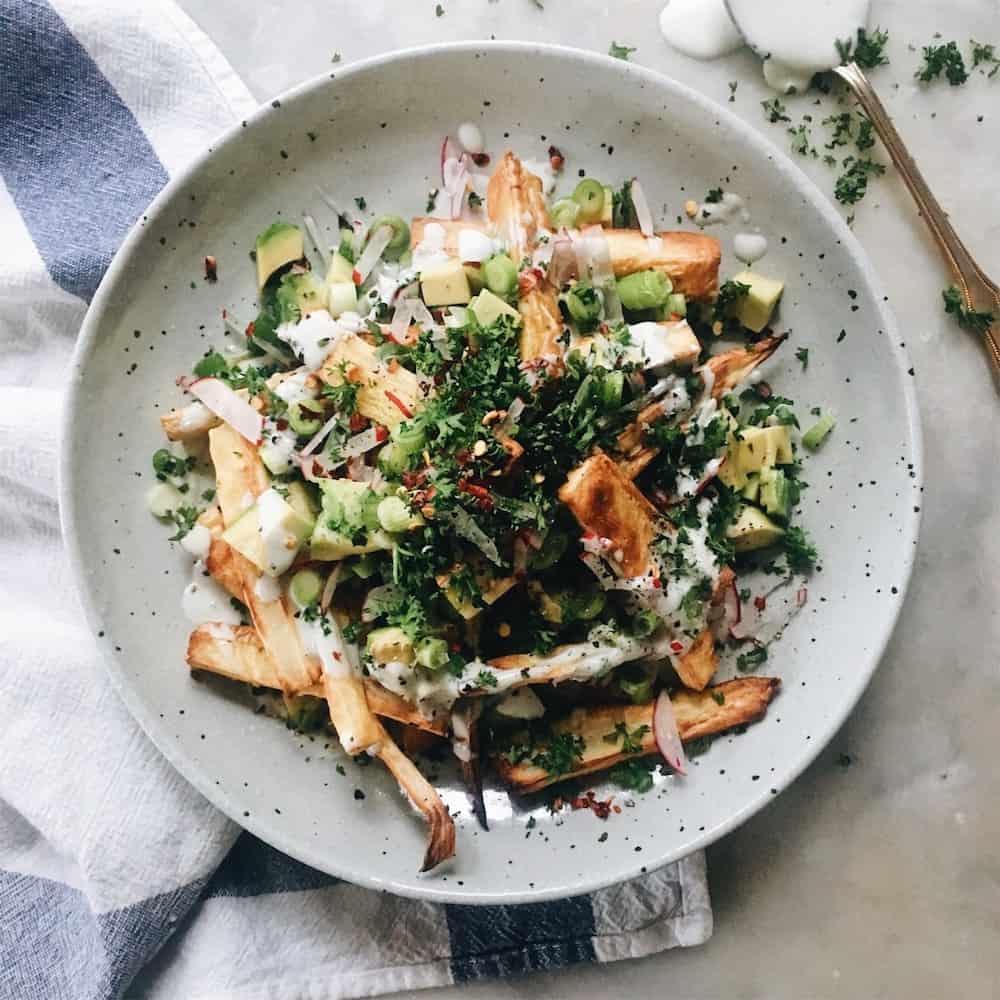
[161,401,221,441]
[496,676,780,794]
[559,451,660,577]
[602,229,721,302]
[322,672,383,756]
[186,623,446,735]
[487,151,550,259]
[377,726,456,871]
[518,283,563,364]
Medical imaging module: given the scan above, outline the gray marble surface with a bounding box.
[175,1,1000,995]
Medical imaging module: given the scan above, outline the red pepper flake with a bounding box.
[670,640,684,653]
[222,308,228,319]
[567,789,613,820]
[754,595,767,612]
[203,255,218,282]
[384,389,413,418]
[245,320,256,339]
[351,269,362,285]
[387,358,400,374]
[402,469,428,489]
[374,425,389,443]
[471,152,491,167]
[349,412,369,434]
[458,479,493,510]
[332,651,342,661]
[756,381,773,400]
[547,145,565,172]
[275,418,289,431]
[652,577,662,589]
[450,642,462,653]
[517,268,544,296]
[612,804,622,814]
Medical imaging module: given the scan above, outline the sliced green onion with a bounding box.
[802,412,835,450]
[482,254,518,298]
[572,178,605,224]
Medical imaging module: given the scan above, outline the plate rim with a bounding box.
[59,39,923,905]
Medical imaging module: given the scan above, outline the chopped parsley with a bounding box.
[167,505,199,541]
[609,41,636,61]
[713,279,751,320]
[836,27,890,69]
[942,285,995,335]
[532,732,585,776]
[603,721,651,755]
[736,645,768,672]
[761,98,790,123]
[833,156,885,205]
[795,346,809,369]
[354,196,367,211]
[783,525,819,571]
[435,3,444,15]
[728,80,738,102]
[971,40,1000,78]
[474,669,498,689]
[425,189,438,213]
[855,117,875,152]
[152,448,195,480]
[916,41,968,85]
[609,758,655,793]
[704,187,723,204]
[788,123,817,158]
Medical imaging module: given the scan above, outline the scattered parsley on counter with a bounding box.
[836,26,890,69]
[761,98,790,123]
[834,156,885,205]
[971,40,1000,77]
[942,286,995,334]
[916,41,968,85]
[788,123,817,157]
[609,41,636,61]
[435,3,444,16]
[783,525,819,571]
[728,80,738,102]
[795,347,809,369]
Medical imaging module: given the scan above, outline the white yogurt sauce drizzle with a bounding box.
[734,231,769,265]
[658,0,744,60]
[660,0,871,93]
[183,562,242,625]
[695,191,749,227]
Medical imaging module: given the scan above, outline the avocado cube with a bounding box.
[421,259,472,306]
[310,479,393,560]
[366,626,415,665]
[719,425,793,489]
[730,270,784,333]
[726,504,785,553]
[256,222,304,288]
[469,288,521,326]
[222,489,314,576]
[276,271,327,319]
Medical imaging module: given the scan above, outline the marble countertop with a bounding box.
[175,1,1000,995]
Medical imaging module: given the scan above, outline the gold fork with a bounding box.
[835,61,1000,378]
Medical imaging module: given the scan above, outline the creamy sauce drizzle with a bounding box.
[658,0,744,59]
[182,562,242,625]
[734,231,769,265]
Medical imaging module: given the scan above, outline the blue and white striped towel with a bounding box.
[0,2,713,997]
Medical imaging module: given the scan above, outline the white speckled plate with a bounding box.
[60,42,922,904]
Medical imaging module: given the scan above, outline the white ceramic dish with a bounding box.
[60,42,922,904]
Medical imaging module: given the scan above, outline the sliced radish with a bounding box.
[186,377,263,444]
[547,237,578,288]
[579,224,622,322]
[346,456,375,482]
[653,690,688,775]
[630,179,655,237]
[389,297,416,342]
[342,425,385,458]
[320,563,343,612]
[299,411,341,458]
[352,225,393,285]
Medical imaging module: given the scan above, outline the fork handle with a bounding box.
[834,62,1000,377]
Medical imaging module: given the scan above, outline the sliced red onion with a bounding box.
[629,179,655,237]
[512,536,529,578]
[342,425,385,458]
[653,691,688,775]
[346,456,375,483]
[389,297,416,342]
[694,456,724,496]
[186,377,263,444]
[319,563,343,612]
[580,225,622,322]
[352,225,393,285]
[299,411,341,458]
[301,211,329,271]
[547,237,578,288]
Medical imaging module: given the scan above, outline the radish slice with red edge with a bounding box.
[629,179,655,237]
[186,378,263,444]
[352,225,393,285]
[653,690,688,775]
[342,425,386,458]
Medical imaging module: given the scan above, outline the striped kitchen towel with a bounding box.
[0,2,713,998]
